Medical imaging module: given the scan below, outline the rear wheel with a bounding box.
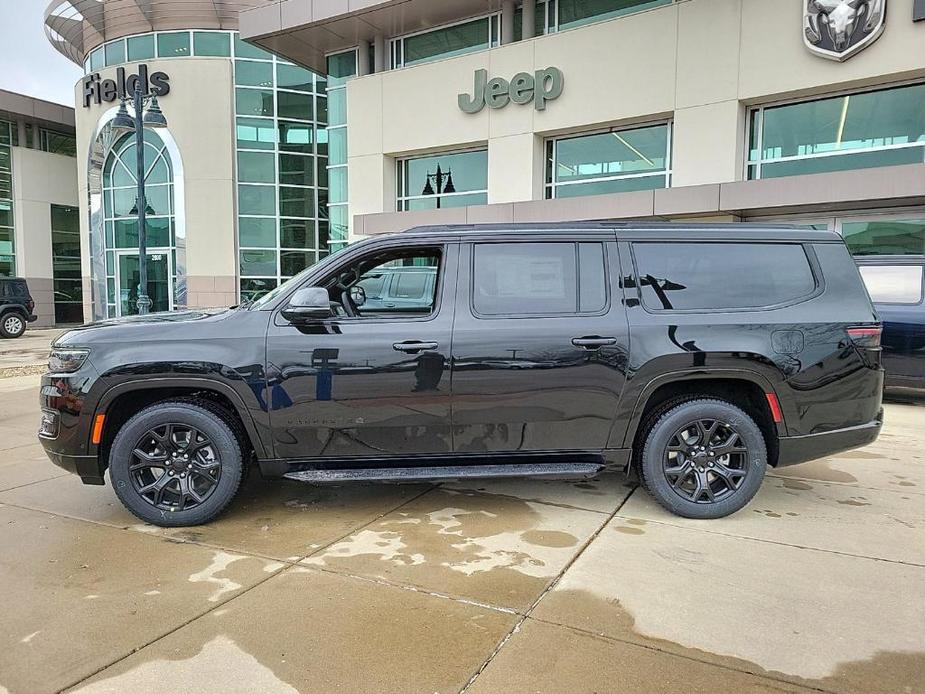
[0,313,26,338]
[109,401,244,526]
[640,398,766,519]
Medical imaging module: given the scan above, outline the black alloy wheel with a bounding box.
[129,423,222,512]
[640,398,766,519]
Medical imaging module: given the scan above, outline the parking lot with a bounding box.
[0,336,923,693]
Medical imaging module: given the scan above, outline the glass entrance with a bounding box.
[116,251,172,316]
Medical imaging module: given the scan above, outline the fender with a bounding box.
[616,367,787,450]
[93,376,269,459]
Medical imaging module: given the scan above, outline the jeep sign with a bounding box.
[458,67,564,113]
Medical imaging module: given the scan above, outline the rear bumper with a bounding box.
[25,313,38,323]
[776,410,883,468]
[42,448,105,485]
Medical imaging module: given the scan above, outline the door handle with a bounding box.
[571,336,617,350]
[393,340,438,353]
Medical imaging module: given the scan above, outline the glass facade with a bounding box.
[326,50,356,255]
[50,205,83,323]
[748,83,925,180]
[555,0,673,30]
[398,149,488,210]
[102,131,177,317]
[0,120,13,277]
[39,129,77,157]
[757,213,925,257]
[235,40,329,302]
[391,16,498,68]
[546,123,671,198]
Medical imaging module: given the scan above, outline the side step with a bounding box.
[282,462,603,484]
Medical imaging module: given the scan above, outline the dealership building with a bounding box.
[43,0,925,322]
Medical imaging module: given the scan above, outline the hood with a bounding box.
[54,308,237,346]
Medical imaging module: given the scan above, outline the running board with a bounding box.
[282,462,603,484]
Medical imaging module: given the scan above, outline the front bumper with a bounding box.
[776,410,883,467]
[42,449,105,485]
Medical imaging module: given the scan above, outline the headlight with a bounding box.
[48,348,90,373]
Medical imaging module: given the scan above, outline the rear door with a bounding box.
[451,233,629,453]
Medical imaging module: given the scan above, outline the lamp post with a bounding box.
[112,88,167,315]
[420,164,455,209]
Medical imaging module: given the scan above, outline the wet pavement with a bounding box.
[1,373,923,693]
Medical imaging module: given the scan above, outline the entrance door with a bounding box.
[116,250,173,316]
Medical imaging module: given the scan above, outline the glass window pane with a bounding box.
[328,128,347,163]
[553,125,668,183]
[279,153,314,186]
[326,50,357,88]
[237,151,275,183]
[402,150,488,198]
[281,250,317,276]
[234,35,273,60]
[554,174,666,197]
[473,242,577,315]
[236,117,276,150]
[327,89,347,125]
[238,217,277,247]
[280,219,316,248]
[127,35,155,61]
[842,219,925,256]
[113,218,171,248]
[277,63,315,92]
[236,88,274,117]
[578,243,606,312]
[757,147,925,179]
[240,249,277,276]
[89,47,104,71]
[104,40,125,66]
[278,121,313,153]
[194,32,231,57]
[235,60,273,87]
[858,266,923,304]
[316,96,328,124]
[633,243,815,310]
[278,91,313,121]
[42,131,77,157]
[402,18,489,66]
[558,0,672,30]
[280,186,315,218]
[241,277,278,302]
[238,184,276,216]
[157,32,191,58]
[402,192,487,211]
[328,167,348,204]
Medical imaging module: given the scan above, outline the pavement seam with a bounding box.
[610,513,925,569]
[0,471,70,494]
[55,483,440,693]
[458,484,640,693]
[524,615,832,694]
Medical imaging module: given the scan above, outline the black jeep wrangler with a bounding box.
[1,277,38,338]
[38,223,884,526]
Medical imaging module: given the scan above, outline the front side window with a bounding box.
[546,123,671,198]
[633,242,816,311]
[472,242,607,316]
[858,265,924,305]
[748,83,925,180]
[398,150,488,211]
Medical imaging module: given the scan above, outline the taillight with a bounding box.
[27,299,34,311]
[847,326,882,349]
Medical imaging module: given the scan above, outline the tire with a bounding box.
[639,398,766,519]
[0,312,26,339]
[109,400,244,527]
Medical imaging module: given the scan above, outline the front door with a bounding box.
[451,237,629,454]
[266,242,457,459]
[116,250,172,316]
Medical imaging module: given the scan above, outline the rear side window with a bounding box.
[632,242,816,311]
[473,242,607,316]
[858,265,924,304]
[392,272,428,299]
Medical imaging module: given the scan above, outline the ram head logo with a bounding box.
[803,0,886,61]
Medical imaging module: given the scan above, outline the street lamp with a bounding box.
[420,164,455,209]
[112,89,168,314]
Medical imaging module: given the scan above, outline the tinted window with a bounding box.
[473,242,607,316]
[633,243,815,310]
[392,272,428,299]
[858,266,923,305]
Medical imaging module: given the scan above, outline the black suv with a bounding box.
[1,277,37,338]
[38,223,884,526]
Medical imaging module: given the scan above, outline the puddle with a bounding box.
[773,458,858,484]
[521,530,578,548]
[781,480,813,491]
[614,526,645,535]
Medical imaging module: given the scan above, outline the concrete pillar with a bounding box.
[522,0,536,39]
[357,39,370,76]
[16,119,26,149]
[373,35,387,72]
[501,0,516,44]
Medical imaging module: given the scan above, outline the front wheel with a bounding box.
[109,401,244,526]
[0,313,26,338]
[640,398,766,519]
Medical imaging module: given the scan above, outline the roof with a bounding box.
[44,0,271,65]
[0,89,75,130]
[394,222,843,242]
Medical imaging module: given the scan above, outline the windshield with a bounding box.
[248,251,343,310]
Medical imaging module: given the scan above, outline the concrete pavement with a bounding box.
[0,372,923,693]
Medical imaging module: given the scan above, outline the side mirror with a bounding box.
[282,287,331,323]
